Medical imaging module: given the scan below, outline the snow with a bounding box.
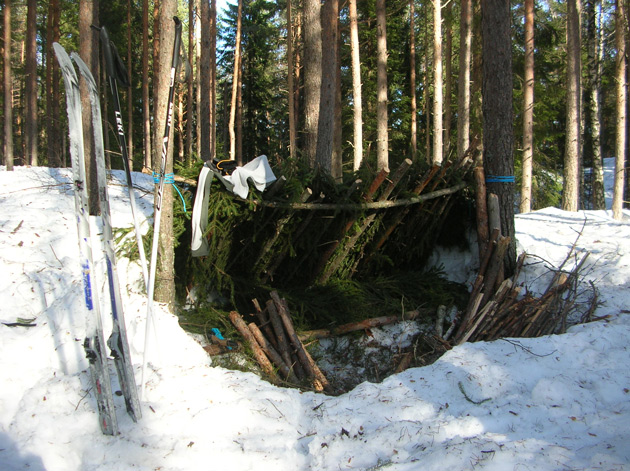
[1,160,629,471]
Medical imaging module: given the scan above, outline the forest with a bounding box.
[1,0,628,315]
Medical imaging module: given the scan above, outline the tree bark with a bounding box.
[562,0,582,212]
[587,0,605,210]
[349,0,364,170]
[79,0,99,214]
[409,0,417,162]
[287,0,297,160]
[3,0,13,171]
[142,0,152,170]
[127,0,133,170]
[211,0,217,159]
[520,0,535,213]
[457,0,472,161]
[200,0,213,163]
[433,0,443,166]
[229,0,243,162]
[481,0,516,277]
[613,0,626,220]
[303,0,322,168]
[316,0,339,175]
[46,0,62,167]
[444,0,452,160]
[25,0,38,167]
[376,0,389,171]
[153,2,178,308]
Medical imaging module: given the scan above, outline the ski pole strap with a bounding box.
[153,172,187,213]
[486,175,515,183]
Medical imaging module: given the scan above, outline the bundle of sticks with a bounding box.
[229,291,332,393]
[452,238,592,344]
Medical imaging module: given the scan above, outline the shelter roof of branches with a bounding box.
[186,152,476,325]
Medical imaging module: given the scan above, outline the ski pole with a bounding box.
[141,16,183,400]
[99,26,150,290]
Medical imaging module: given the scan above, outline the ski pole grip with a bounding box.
[99,26,130,87]
[172,16,183,71]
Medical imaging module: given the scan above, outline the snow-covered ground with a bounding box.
[1,160,629,471]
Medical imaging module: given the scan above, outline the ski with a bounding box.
[72,52,142,423]
[98,26,149,290]
[53,43,118,436]
[141,16,183,399]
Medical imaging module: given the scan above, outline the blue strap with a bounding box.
[153,172,187,212]
[486,175,515,183]
[211,328,225,340]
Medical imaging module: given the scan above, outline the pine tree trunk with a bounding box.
[46,0,61,167]
[376,0,389,171]
[349,0,364,170]
[79,0,99,214]
[409,0,417,163]
[520,0,535,213]
[287,0,297,159]
[613,0,626,220]
[153,1,178,308]
[211,0,217,159]
[457,0,472,161]
[127,0,134,171]
[186,0,194,165]
[200,0,212,163]
[229,0,242,162]
[3,0,13,171]
[316,0,339,175]
[444,0,452,160]
[433,0,443,166]
[303,0,322,168]
[562,0,582,212]
[142,0,152,170]
[588,0,605,210]
[482,0,516,277]
[25,0,37,167]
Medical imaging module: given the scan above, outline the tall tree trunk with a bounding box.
[152,0,161,167]
[229,0,242,162]
[142,0,152,170]
[186,0,194,165]
[211,0,217,159]
[25,0,37,167]
[46,0,61,167]
[520,0,535,213]
[316,0,339,175]
[200,0,212,163]
[287,0,297,159]
[613,0,627,220]
[236,45,243,165]
[79,0,99,215]
[482,0,516,276]
[303,0,322,168]
[333,26,342,180]
[588,0,605,209]
[376,0,389,171]
[153,2,178,308]
[457,0,472,160]
[444,0,452,160]
[409,0,417,162]
[3,0,13,171]
[433,0,443,166]
[127,0,134,170]
[423,7,431,164]
[562,0,582,212]
[349,0,363,170]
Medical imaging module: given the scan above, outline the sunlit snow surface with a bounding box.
[1,161,629,471]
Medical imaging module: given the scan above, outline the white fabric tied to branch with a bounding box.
[191,155,276,257]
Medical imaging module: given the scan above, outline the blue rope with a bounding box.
[153,172,187,213]
[486,175,515,183]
